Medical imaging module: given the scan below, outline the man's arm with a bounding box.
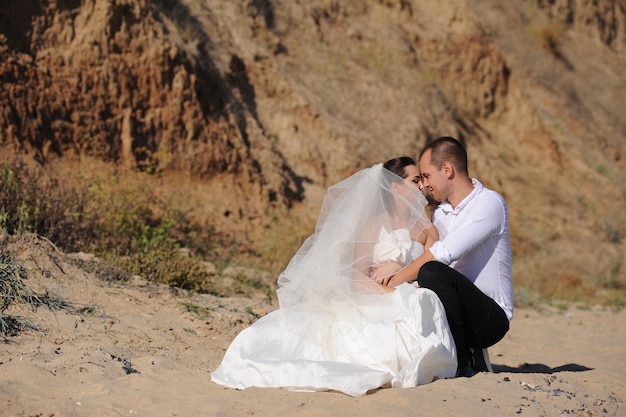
[430,193,505,264]
[385,192,506,287]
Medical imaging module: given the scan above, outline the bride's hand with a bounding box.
[370,261,402,286]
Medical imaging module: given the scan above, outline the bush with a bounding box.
[0,243,51,336]
[0,159,81,244]
[0,157,242,293]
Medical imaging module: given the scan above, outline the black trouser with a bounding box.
[417,261,510,369]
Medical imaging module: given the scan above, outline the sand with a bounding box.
[1,235,624,417]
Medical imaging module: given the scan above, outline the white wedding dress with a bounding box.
[211,164,457,396]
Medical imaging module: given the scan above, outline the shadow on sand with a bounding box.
[492,363,593,374]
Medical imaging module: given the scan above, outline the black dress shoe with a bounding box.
[470,347,493,373]
[455,363,475,378]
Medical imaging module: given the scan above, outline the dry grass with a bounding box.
[0,237,76,337]
[0,157,275,297]
[527,18,566,56]
[0,245,38,336]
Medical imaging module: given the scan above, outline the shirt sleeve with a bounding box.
[430,193,506,265]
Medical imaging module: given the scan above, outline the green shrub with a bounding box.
[0,158,231,293]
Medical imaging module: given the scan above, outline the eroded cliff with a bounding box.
[1,0,625,293]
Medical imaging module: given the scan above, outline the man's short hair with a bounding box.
[419,136,468,176]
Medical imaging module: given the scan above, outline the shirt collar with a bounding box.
[440,178,483,214]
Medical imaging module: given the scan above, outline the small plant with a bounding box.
[38,290,75,312]
[178,301,213,319]
[514,286,543,311]
[603,222,623,244]
[245,306,262,319]
[1,248,38,336]
[553,302,569,313]
[78,303,105,317]
[528,18,565,56]
[600,261,624,289]
[603,291,626,313]
[0,245,75,336]
[595,164,609,176]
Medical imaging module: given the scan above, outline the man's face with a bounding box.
[419,150,447,202]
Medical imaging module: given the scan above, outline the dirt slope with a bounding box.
[1,0,625,291]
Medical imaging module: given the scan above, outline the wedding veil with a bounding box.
[276,163,431,311]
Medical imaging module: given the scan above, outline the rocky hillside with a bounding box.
[1,0,625,295]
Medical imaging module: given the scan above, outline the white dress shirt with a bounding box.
[429,179,514,321]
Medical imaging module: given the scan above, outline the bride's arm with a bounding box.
[375,224,437,287]
[370,261,403,282]
[372,226,433,285]
[419,224,439,251]
[351,220,400,293]
[354,253,397,293]
[384,249,437,287]
[351,234,394,292]
[361,277,396,292]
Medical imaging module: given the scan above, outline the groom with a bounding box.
[386,136,513,377]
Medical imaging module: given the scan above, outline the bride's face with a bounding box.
[391,164,423,210]
[402,164,423,190]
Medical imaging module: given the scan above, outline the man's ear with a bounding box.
[442,161,454,179]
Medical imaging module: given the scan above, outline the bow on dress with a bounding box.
[372,227,413,265]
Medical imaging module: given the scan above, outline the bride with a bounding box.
[211,157,457,396]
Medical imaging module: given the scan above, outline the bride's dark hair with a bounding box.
[381,156,416,215]
[383,156,416,179]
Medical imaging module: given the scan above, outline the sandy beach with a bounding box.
[1,235,624,417]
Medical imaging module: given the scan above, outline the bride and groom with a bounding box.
[211,136,513,396]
